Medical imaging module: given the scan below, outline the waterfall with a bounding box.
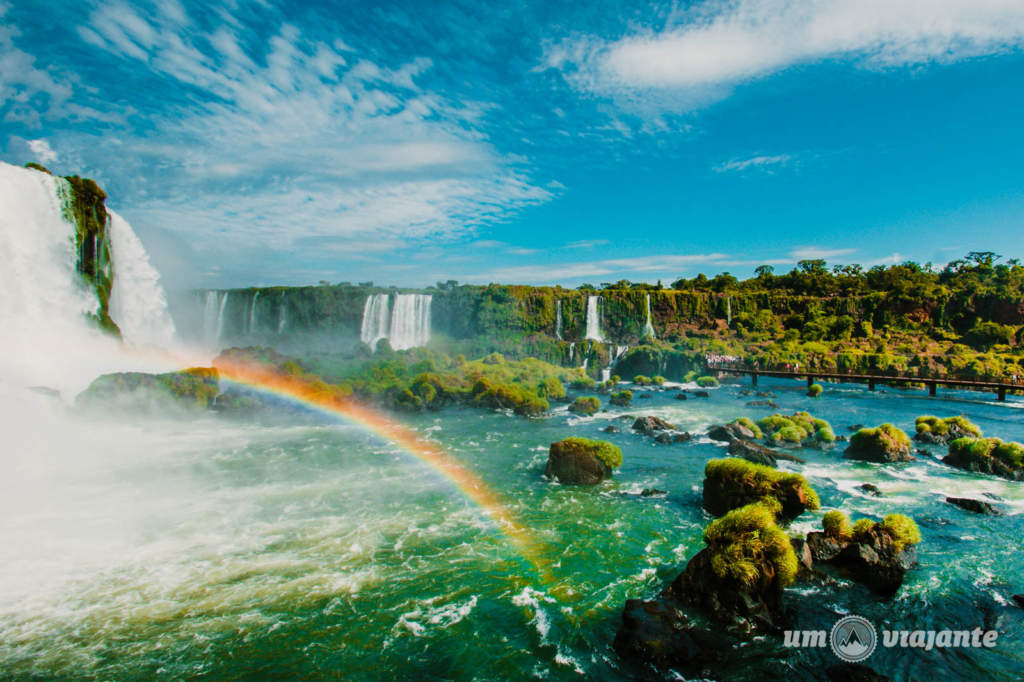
[643,294,656,339]
[277,298,288,334]
[360,293,391,347]
[555,300,563,340]
[0,161,176,394]
[585,295,604,342]
[389,294,432,350]
[568,342,575,365]
[726,295,732,326]
[106,211,176,348]
[602,344,630,383]
[248,291,260,335]
[202,291,219,345]
[215,292,229,345]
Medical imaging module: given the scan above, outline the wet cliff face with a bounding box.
[59,170,119,335]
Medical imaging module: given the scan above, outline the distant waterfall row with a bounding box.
[201,289,286,349]
[360,293,432,350]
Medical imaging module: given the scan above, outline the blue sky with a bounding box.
[3,0,1024,289]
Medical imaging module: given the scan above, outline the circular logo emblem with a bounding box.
[830,615,877,663]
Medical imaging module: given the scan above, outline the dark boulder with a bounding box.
[747,400,779,408]
[655,431,693,444]
[674,392,688,400]
[632,415,677,436]
[859,483,883,497]
[807,527,918,597]
[641,488,667,497]
[946,497,1003,515]
[1012,594,1024,608]
[693,391,710,398]
[601,424,620,433]
[826,663,891,682]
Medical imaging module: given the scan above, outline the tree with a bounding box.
[798,259,828,274]
[754,265,775,279]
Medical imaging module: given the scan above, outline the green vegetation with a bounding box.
[651,375,666,385]
[24,162,51,174]
[807,382,823,397]
[704,458,820,517]
[568,396,601,415]
[609,389,632,406]
[846,423,912,461]
[696,375,720,387]
[632,375,651,385]
[945,436,1024,478]
[78,367,219,410]
[914,415,982,439]
[703,501,799,589]
[821,510,853,541]
[822,512,922,553]
[553,437,623,470]
[729,417,763,439]
[756,411,835,446]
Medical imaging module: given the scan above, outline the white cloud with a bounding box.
[459,253,728,284]
[790,246,856,260]
[549,0,1024,110]
[63,3,550,282]
[0,9,73,127]
[26,138,58,163]
[564,238,611,249]
[714,153,791,173]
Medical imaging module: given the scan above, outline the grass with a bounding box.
[704,457,820,514]
[847,423,911,457]
[703,501,799,589]
[826,512,922,553]
[915,415,982,439]
[568,396,600,415]
[552,437,623,469]
[696,375,720,387]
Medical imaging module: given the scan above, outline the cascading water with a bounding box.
[277,298,288,334]
[215,292,229,346]
[248,291,260,335]
[555,300,563,340]
[585,295,604,342]
[0,162,175,394]
[726,295,732,326]
[643,294,656,339]
[568,342,575,365]
[601,344,630,383]
[107,210,176,348]
[360,293,391,347]
[203,291,220,345]
[389,294,432,350]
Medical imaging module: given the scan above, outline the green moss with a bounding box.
[730,417,763,439]
[807,382,823,397]
[815,425,836,443]
[847,423,912,458]
[538,376,566,401]
[704,457,820,515]
[915,415,982,438]
[696,375,720,387]
[880,514,922,552]
[703,501,799,589]
[633,374,651,385]
[25,162,51,174]
[948,436,1024,470]
[651,375,666,385]
[822,510,852,541]
[609,389,632,406]
[851,518,876,540]
[555,436,623,469]
[568,396,601,415]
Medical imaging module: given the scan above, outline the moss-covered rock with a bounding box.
[805,512,921,596]
[568,395,600,415]
[807,382,823,397]
[914,415,982,444]
[757,412,835,448]
[609,389,632,406]
[845,424,913,462]
[545,437,622,484]
[77,367,219,412]
[702,458,820,522]
[696,375,720,387]
[944,437,1024,480]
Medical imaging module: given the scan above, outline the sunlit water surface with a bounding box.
[2,378,1024,680]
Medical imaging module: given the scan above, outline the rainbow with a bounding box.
[211,357,555,584]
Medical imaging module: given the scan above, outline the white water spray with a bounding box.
[389,294,432,350]
[215,292,229,346]
[360,293,391,347]
[107,210,176,348]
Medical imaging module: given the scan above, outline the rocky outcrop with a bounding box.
[76,367,219,412]
[845,424,913,463]
[632,415,691,444]
[804,513,921,597]
[946,496,1003,515]
[943,437,1024,480]
[545,437,622,484]
[702,458,819,522]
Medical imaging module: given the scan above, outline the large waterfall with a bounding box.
[643,294,656,339]
[107,210,176,348]
[585,295,604,342]
[555,300,563,340]
[0,161,177,394]
[360,293,432,350]
[389,294,432,350]
[360,293,391,347]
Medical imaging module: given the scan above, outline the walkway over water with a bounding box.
[711,364,1022,402]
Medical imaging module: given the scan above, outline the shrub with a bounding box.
[822,510,852,541]
[730,416,763,440]
[569,373,597,390]
[553,436,623,469]
[851,518,876,540]
[609,389,633,406]
[568,396,601,415]
[947,436,1024,470]
[704,458,820,517]
[880,514,922,552]
[815,425,836,443]
[847,424,912,460]
[538,376,566,401]
[807,383,823,397]
[775,425,804,443]
[652,375,666,386]
[633,374,651,386]
[696,376,720,387]
[703,501,799,589]
[915,415,982,439]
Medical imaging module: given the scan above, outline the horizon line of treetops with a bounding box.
[310,251,1021,298]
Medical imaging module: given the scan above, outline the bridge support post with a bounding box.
[928,382,937,397]
[868,379,876,392]
[752,373,758,387]
[807,375,814,388]
[999,386,1006,402]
